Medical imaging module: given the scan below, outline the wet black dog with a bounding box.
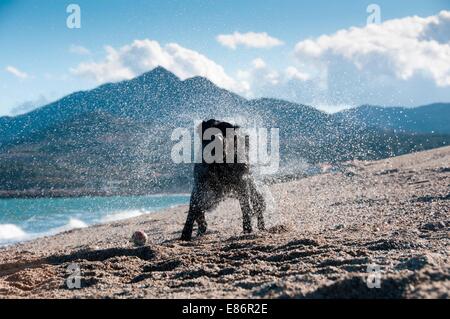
[180,119,266,241]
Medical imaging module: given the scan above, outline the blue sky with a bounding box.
[1,0,449,115]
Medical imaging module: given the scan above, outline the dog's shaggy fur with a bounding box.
[181,119,266,241]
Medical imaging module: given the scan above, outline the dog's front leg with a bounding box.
[181,185,214,240]
[181,188,203,241]
[181,205,198,241]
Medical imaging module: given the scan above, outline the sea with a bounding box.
[0,194,190,246]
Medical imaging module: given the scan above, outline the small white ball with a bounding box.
[131,230,148,246]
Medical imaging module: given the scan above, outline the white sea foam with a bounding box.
[0,224,27,241]
[0,195,189,246]
[100,210,145,223]
[47,218,88,235]
[0,218,89,246]
[66,218,88,229]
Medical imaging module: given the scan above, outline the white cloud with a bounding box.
[69,44,91,55]
[285,66,310,81]
[5,66,29,79]
[236,59,315,107]
[227,11,450,112]
[237,58,311,98]
[70,39,244,93]
[276,10,450,110]
[68,12,450,111]
[237,58,276,97]
[294,10,450,87]
[252,58,266,69]
[9,95,49,115]
[216,32,284,50]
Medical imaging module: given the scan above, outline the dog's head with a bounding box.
[199,119,238,138]
[197,119,246,164]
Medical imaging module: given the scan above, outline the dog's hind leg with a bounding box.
[238,181,253,234]
[249,180,266,231]
[196,210,208,236]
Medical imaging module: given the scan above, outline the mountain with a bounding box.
[0,67,449,197]
[335,103,450,134]
[0,67,246,147]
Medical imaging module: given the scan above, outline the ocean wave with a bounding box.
[0,224,26,241]
[100,210,145,223]
[0,196,189,246]
[0,218,88,246]
[46,218,88,235]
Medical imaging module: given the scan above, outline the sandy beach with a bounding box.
[0,147,449,299]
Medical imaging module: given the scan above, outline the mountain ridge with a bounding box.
[336,102,450,134]
[3,67,448,131]
[0,66,449,197]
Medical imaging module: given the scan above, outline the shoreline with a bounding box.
[3,146,449,201]
[0,198,191,248]
[0,191,192,200]
[0,146,448,298]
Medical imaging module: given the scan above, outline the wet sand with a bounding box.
[0,146,449,298]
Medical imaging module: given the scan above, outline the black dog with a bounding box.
[180,119,266,241]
